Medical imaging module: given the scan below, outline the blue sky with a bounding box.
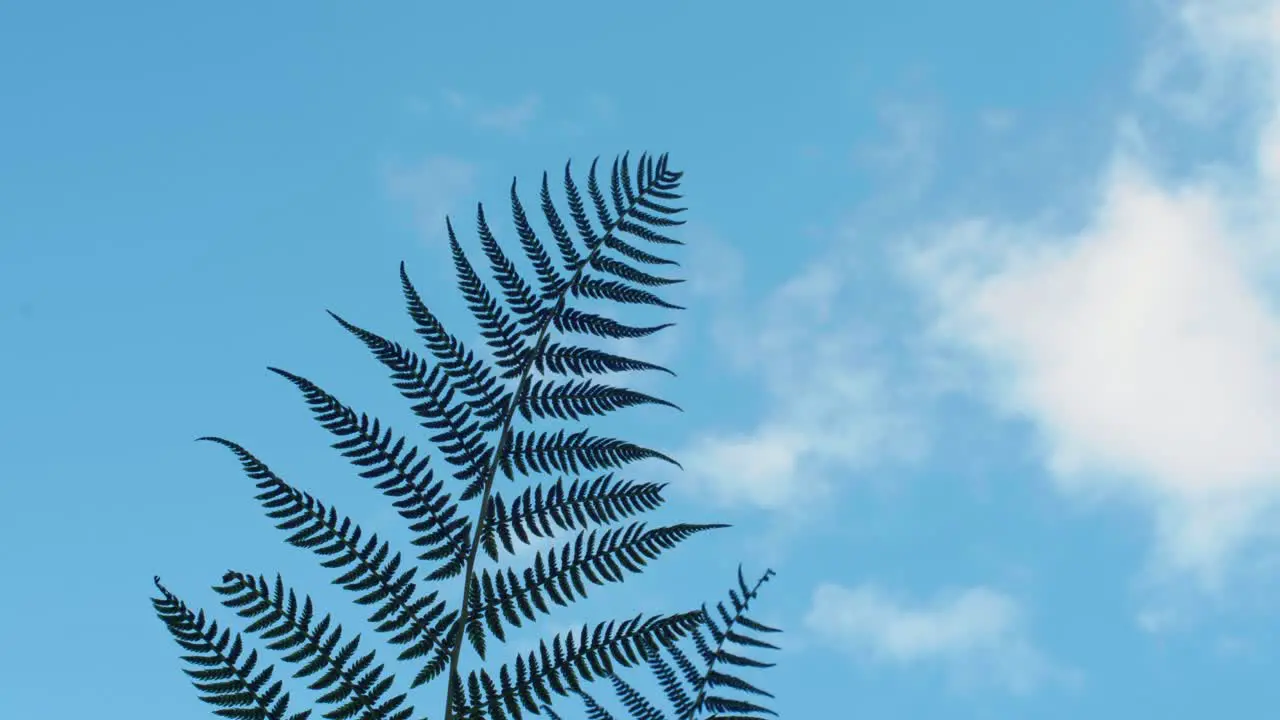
[6,0,1280,717]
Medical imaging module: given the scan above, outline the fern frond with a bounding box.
[328,312,500,497]
[197,437,458,688]
[646,645,695,718]
[214,572,416,720]
[564,567,781,720]
[448,218,529,375]
[586,158,616,232]
[613,155,634,211]
[457,611,705,720]
[476,202,547,335]
[499,429,680,480]
[540,172,585,274]
[551,308,673,341]
[625,208,684,229]
[585,255,681,288]
[466,523,728,646]
[680,567,781,719]
[510,179,570,300]
[637,158,684,212]
[615,220,683,249]
[563,156,687,311]
[267,367,470,581]
[396,264,513,423]
[570,276,682,310]
[516,379,679,423]
[431,153,699,713]
[152,577,311,720]
[479,475,668,562]
[610,675,663,720]
[154,153,780,720]
[563,161,603,253]
[531,342,674,378]
[600,234,678,268]
[611,155,685,249]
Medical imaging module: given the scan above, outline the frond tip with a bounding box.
[151,576,312,720]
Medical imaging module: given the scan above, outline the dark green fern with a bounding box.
[151,153,785,720]
[540,566,781,720]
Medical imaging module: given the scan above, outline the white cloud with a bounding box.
[804,582,1067,694]
[1137,0,1280,125]
[669,112,941,518]
[679,256,924,514]
[385,155,478,242]
[898,0,1280,592]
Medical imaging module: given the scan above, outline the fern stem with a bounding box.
[441,160,663,720]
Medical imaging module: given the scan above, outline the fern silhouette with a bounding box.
[151,153,784,720]
[542,566,781,720]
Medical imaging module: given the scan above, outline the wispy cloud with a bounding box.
[1135,0,1278,126]
[854,99,939,205]
[678,245,925,516]
[556,94,619,138]
[896,0,1280,594]
[475,95,540,134]
[979,108,1017,134]
[441,89,541,134]
[804,582,1071,694]
[384,155,478,242]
